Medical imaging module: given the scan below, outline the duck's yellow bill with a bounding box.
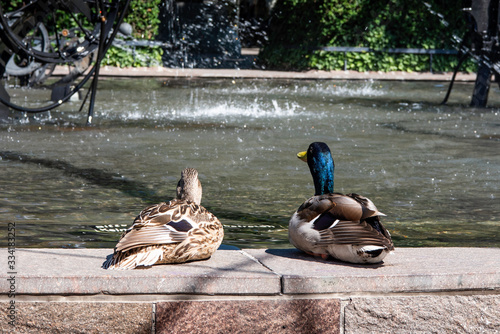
[297,151,307,162]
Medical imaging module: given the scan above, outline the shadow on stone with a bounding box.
[101,244,239,270]
[265,248,386,269]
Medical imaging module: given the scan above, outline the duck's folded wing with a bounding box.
[115,201,199,252]
[317,218,393,249]
[297,194,364,229]
[115,224,188,252]
[346,193,386,218]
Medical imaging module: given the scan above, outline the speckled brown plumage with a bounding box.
[294,193,393,250]
[103,168,224,270]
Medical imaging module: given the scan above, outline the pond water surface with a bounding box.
[1,78,499,249]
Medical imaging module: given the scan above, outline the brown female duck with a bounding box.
[103,168,224,269]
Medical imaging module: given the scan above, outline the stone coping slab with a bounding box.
[0,248,499,296]
[0,248,280,295]
[244,248,500,294]
[53,66,478,81]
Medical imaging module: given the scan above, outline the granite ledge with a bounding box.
[0,248,280,296]
[0,247,499,296]
[54,66,478,82]
[244,247,500,294]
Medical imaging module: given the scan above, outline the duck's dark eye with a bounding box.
[167,219,193,232]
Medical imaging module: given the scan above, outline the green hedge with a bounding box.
[101,0,163,67]
[259,0,476,72]
[125,0,162,40]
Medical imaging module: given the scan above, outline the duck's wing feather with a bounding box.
[115,199,213,253]
[297,194,393,249]
[296,193,365,226]
[346,193,386,217]
[317,218,394,250]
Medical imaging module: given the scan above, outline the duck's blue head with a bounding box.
[297,142,335,196]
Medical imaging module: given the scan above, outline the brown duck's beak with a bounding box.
[297,151,307,162]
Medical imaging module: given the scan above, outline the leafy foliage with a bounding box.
[125,0,162,39]
[92,0,164,68]
[0,0,22,12]
[101,45,163,68]
[102,0,163,67]
[260,0,477,72]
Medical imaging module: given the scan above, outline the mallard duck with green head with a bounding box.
[103,168,224,269]
[288,142,394,264]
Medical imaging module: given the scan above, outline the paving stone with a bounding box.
[344,295,500,334]
[0,249,280,295]
[0,302,151,334]
[59,66,477,81]
[243,248,500,294]
[1,248,499,297]
[0,247,499,333]
[156,299,340,334]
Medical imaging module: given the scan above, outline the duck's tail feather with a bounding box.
[102,246,164,270]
